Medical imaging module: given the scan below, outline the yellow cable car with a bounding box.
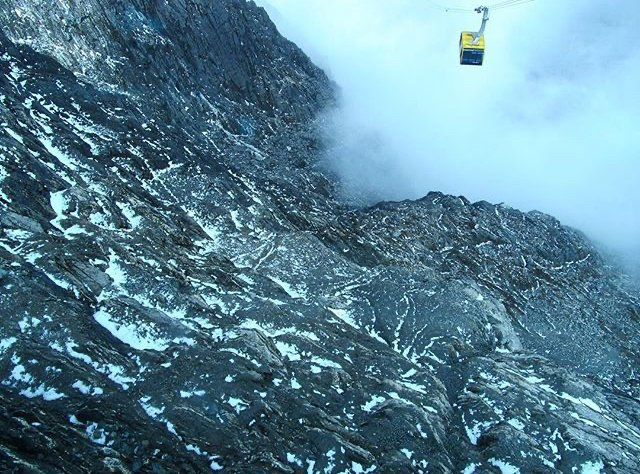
[459,6,489,66]
[459,31,485,65]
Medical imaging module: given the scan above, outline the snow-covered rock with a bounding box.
[0,1,638,472]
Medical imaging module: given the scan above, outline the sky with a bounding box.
[256,0,640,272]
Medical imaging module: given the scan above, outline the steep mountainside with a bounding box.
[1,1,639,473]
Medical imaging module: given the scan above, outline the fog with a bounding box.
[256,0,640,272]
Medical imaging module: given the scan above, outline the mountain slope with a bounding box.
[1,1,639,473]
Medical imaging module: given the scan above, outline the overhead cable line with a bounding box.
[424,0,472,12]
[425,0,536,13]
[490,0,536,10]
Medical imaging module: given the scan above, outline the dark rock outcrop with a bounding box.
[1,1,638,473]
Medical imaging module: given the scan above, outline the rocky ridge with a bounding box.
[0,1,639,473]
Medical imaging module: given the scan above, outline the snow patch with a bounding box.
[351,461,377,473]
[93,309,171,351]
[463,414,495,445]
[228,397,249,414]
[361,395,385,412]
[401,368,417,378]
[269,275,306,299]
[310,356,341,369]
[49,190,69,231]
[86,422,107,445]
[507,418,525,431]
[580,460,604,474]
[560,392,603,413]
[104,251,127,288]
[240,319,320,342]
[64,341,136,390]
[3,126,24,143]
[327,307,359,329]
[0,337,17,353]
[399,381,428,394]
[139,397,165,418]
[463,463,480,474]
[116,201,142,229]
[287,453,303,467]
[180,389,205,398]
[275,341,301,361]
[72,380,103,396]
[20,384,66,401]
[38,135,80,171]
[488,458,520,474]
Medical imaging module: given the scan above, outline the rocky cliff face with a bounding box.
[1,1,639,473]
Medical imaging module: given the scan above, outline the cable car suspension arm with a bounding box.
[472,6,489,44]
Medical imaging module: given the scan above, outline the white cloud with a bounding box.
[258,0,640,271]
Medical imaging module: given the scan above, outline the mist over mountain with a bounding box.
[1,1,639,473]
[258,0,640,276]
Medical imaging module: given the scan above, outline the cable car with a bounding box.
[459,6,489,66]
[459,31,485,65]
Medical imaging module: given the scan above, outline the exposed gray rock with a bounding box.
[0,1,638,473]
[1,211,45,234]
